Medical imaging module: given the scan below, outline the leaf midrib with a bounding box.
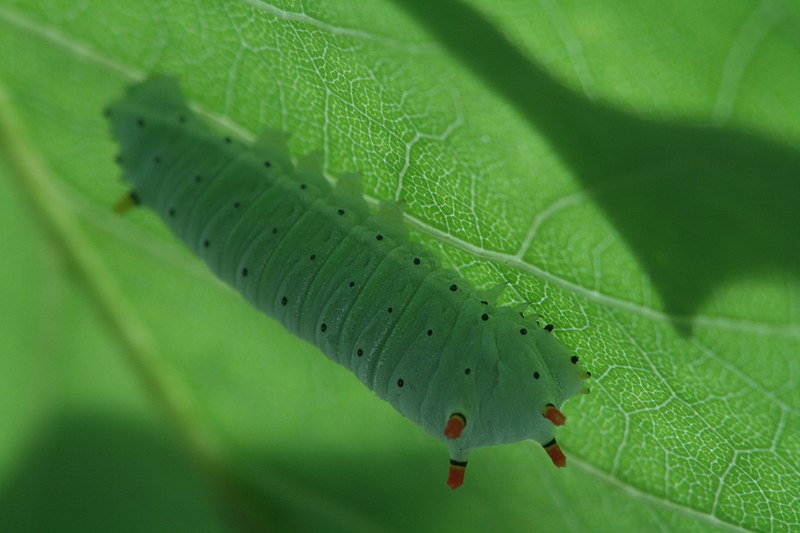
[3,4,796,339]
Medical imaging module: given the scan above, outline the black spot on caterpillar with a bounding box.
[107,76,589,490]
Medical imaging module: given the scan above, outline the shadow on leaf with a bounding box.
[0,413,285,532]
[0,413,522,532]
[392,0,800,329]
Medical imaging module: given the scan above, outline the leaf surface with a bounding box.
[0,1,798,531]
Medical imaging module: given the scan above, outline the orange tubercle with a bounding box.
[447,461,467,490]
[543,439,567,468]
[444,413,466,440]
[543,404,566,426]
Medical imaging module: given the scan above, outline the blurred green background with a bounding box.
[0,1,798,531]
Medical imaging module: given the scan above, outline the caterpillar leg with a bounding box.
[543,438,566,467]
[114,191,140,214]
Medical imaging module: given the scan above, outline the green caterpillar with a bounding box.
[106,76,589,489]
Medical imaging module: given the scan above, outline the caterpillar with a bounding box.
[106,76,590,490]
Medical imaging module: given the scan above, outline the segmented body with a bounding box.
[107,76,589,488]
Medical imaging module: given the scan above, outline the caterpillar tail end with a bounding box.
[447,459,468,490]
[543,438,566,468]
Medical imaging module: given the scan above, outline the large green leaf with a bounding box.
[1,1,797,531]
